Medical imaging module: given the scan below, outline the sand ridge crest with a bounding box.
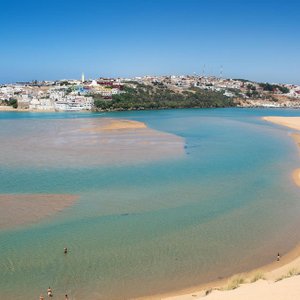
[80,118,147,132]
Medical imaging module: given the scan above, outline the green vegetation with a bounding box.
[92,83,236,111]
[59,81,73,86]
[275,268,300,282]
[246,90,260,98]
[233,78,252,83]
[3,98,18,108]
[250,272,265,283]
[223,276,245,290]
[259,83,290,94]
[92,95,111,110]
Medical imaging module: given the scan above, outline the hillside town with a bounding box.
[1,74,300,111]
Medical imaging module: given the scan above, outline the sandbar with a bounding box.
[81,119,147,131]
[0,118,185,167]
[263,116,300,131]
[0,194,78,230]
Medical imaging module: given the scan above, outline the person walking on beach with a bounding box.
[277,252,280,261]
[47,287,53,297]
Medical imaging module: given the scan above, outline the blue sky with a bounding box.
[0,0,299,84]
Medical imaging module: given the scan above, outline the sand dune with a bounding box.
[173,276,300,300]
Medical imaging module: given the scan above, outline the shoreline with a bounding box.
[3,106,300,114]
[137,243,300,300]
[151,243,300,300]
[1,106,236,113]
[0,106,29,112]
[137,116,300,300]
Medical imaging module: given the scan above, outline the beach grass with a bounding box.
[250,272,265,283]
[275,268,300,282]
[223,275,245,290]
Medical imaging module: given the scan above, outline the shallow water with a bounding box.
[1,108,300,299]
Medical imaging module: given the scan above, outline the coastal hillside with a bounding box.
[92,82,235,111]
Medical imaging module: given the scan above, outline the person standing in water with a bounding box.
[65,294,69,300]
[277,252,281,261]
[47,287,53,297]
[39,295,44,300]
[64,247,68,254]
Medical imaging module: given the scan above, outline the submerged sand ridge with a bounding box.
[0,118,184,167]
[0,194,78,230]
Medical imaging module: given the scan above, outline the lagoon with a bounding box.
[1,108,300,299]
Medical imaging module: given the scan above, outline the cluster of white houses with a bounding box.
[0,76,124,111]
[26,95,94,111]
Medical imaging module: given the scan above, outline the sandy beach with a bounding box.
[168,276,300,300]
[263,116,300,131]
[0,106,29,112]
[0,194,78,230]
[141,116,300,300]
[264,117,300,187]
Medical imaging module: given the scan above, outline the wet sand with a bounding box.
[0,194,78,230]
[0,118,185,167]
[81,119,147,131]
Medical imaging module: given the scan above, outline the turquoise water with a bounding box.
[1,108,300,299]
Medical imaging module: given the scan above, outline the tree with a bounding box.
[8,98,18,109]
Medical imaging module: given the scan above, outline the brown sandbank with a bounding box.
[80,119,147,131]
[0,194,78,230]
[0,118,185,167]
[263,116,300,131]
